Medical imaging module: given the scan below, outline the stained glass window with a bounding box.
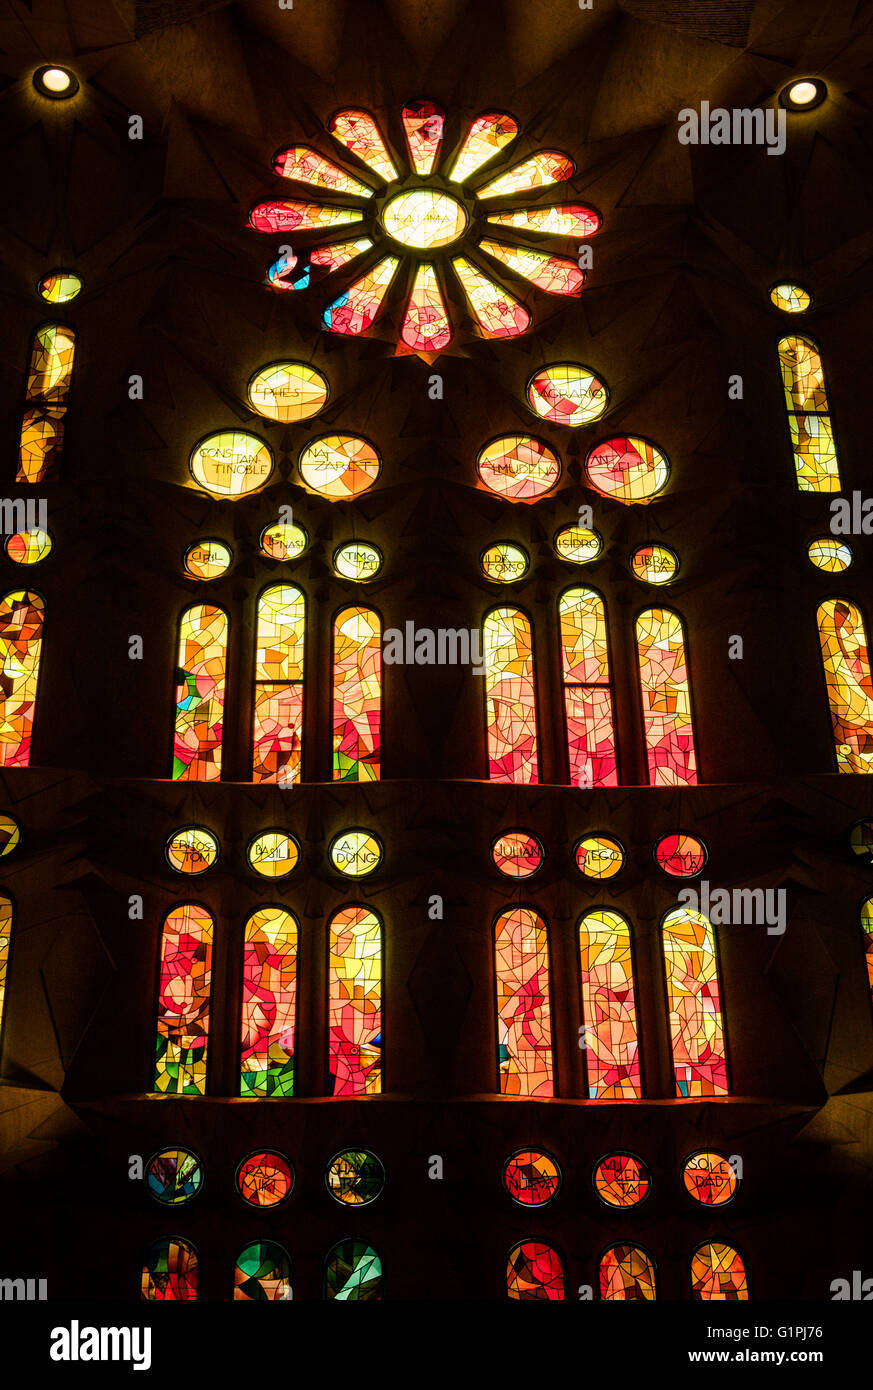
[172,604,227,782]
[630,544,678,585]
[240,906,297,1098]
[690,1242,748,1300]
[527,364,608,425]
[5,531,51,565]
[494,907,553,1096]
[477,435,560,502]
[574,835,624,878]
[662,906,728,1098]
[448,112,518,182]
[247,831,299,878]
[325,1149,385,1205]
[333,607,381,781]
[38,270,82,303]
[324,256,400,335]
[184,539,232,580]
[146,1148,203,1205]
[481,542,529,582]
[682,1150,739,1206]
[817,599,873,773]
[333,542,382,580]
[329,109,398,181]
[860,896,873,999]
[808,537,852,572]
[452,256,530,338]
[554,526,602,564]
[261,523,308,562]
[491,831,543,878]
[299,434,381,500]
[0,590,44,767]
[478,151,574,200]
[483,607,538,783]
[329,828,383,876]
[328,905,382,1096]
[655,832,707,877]
[252,584,305,784]
[0,894,13,1052]
[487,204,600,237]
[402,101,444,175]
[770,282,810,312]
[559,587,617,786]
[503,1150,561,1206]
[249,199,365,235]
[18,323,76,482]
[234,1242,292,1301]
[599,1246,656,1300]
[247,361,328,422]
[236,1150,294,1207]
[636,608,698,785]
[850,820,873,860]
[506,1241,565,1300]
[165,826,218,875]
[189,431,273,499]
[778,335,840,491]
[401,262,452,353]
[141,1237,197,1301]
[154,904,213,1096]
[578,910,641,1099]
[383,189,467,249]
[479,240,583,295]
[0,817,20,856]
[593,1153,650,1208]
[273,143,374,196]
[325,1240,382,1300]
[587,436,669,503]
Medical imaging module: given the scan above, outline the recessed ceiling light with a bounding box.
[779,78,827,111]
[33,65,79,99]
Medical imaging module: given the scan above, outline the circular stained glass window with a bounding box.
[481,542,529,582]
[808,537,852,572]
[299,434,381,500]
[477,435,560,502]
[849,820,873,861]
[184,539,232,580]
[554,525,602,563]
[5,530,52,565]
[503,1149,561,1206]
[325,1149,385,1206]
[770,282,811,313]
[527,363,609,426]
[586,436,669,504]
[38,270,82,303]
[166,826,219,875]
[146,1148,204,1205]
[682,1150,739,1206]
[492,830,543,878]
[236,1150,295,1208]
[329,829,382,877]
[334,541,383,580]
[0,815,21,857]
[575,834,624,879]
[190,430,274,499]
[382,188,468,249]
[593,1152,650,1208]
[247,361,329,422]
[260,522,308,561]
[654,832,707,877]
[247,831,300,878]
[630,544,678,585]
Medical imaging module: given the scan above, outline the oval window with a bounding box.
[586,436,669,503]
[477,435,560,502]
[190,430,273,499]
[299,434,381,499]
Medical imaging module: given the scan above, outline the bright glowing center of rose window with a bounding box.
[381,188,468,249]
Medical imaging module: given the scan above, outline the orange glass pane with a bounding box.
[401,263,452,352]
[272,144,373,197]
[172,605,227,782]
[494,907,553,1096]
[477,435,560,502]
[479,239,583,295]
[328,109,398,182]
[333,607,381,781]
[487,204,601,238]
[484,607,538,783]
[448,112,518,183]
[452,257,530,338]
[477,151,574,199]
[323,255,399,335]
[401,101,444,175]
[0,590,44,767]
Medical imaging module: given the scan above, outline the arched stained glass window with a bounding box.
[240,907,297,1098]
[506,1241,565,1300]
[817,599,873,773]
[324,1239,382,1300]
[861,897,873,1001]
[0,894,13,1051]
[661,907,728,1098]
[635,608,698,785]
[599,1245,656,1301]
[777,334,841,491]
[233,1241,292,1301]
[690,1242,749,1300]
[333,607,381,781]
[578,909,641,1099]
[558,587,617,786]
[328,906,382,1096]
[0,590,44,767]
[18,323,76,482]
[154,904,213,1096]
[483,607,538,783]
[172,605,227,782]
[141,1237,198,1301]
[253,585,305,783]
[494,907,553,1096]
